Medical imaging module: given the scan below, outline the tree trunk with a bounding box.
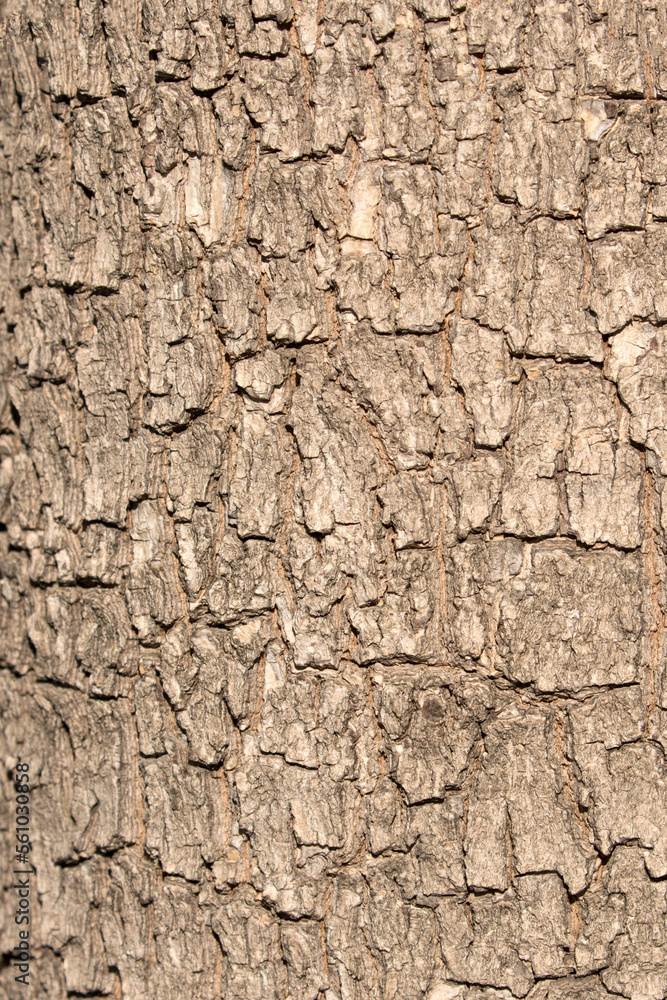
[2,1,667,997]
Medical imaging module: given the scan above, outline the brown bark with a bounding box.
[1,1,667,998]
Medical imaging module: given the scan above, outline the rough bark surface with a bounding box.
[2,1,667,998]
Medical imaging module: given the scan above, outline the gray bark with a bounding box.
[1,1,667,998]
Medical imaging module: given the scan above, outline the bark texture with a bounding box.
[2,1,667,998]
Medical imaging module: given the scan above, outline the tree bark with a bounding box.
[2,1,667,998]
